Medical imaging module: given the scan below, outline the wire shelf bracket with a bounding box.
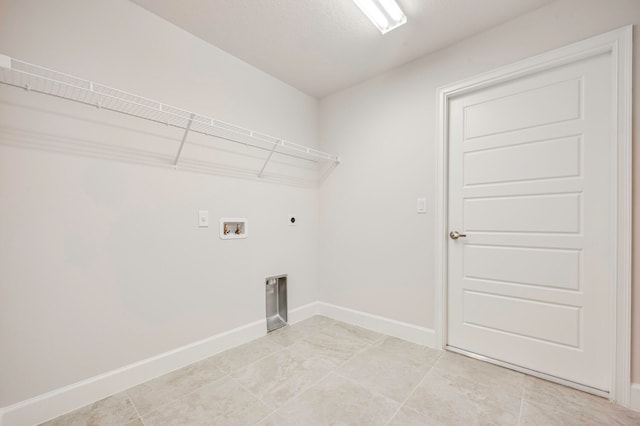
[0,53,340,182]
[258,140,281,178]
[174,113,195,168]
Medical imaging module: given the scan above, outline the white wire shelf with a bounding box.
[0,53,340,180]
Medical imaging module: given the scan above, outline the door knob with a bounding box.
[449,231,467,240]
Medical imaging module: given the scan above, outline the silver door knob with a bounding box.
[449,231,467,240]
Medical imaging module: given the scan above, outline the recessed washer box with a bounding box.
[219,218,248,239]
[266,274,287,332]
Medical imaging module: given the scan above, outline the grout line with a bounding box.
[131,371,231,420]
[279,343,343,395]
[226,374,275,424]
[231,323,348,425]
[255,322,382,422]
[252,409,277,425]
[270,357,336,416]
[517,375,528,426]
[223,351,279,374]
[126,391,146,426]
[264,314,338,348]
[384,350,445,426]
[332,370,399,404]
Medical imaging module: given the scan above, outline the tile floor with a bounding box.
[41,316,640,425]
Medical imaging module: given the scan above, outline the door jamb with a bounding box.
[434,26,633,406]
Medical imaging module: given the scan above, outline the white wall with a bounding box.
[0,0,321,407]
[2,0,639,413]
[319,0,640,381]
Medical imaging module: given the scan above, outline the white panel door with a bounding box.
[447,51,613,392]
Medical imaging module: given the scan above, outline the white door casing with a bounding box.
[434,26,632,405]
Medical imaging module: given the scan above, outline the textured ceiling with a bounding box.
[132,0,555,98]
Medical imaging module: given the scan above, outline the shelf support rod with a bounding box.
[174,113,195,168]
[257,141,280,178]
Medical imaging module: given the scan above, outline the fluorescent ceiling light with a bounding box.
[353,0,407,34]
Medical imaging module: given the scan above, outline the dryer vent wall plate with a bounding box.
[220,218,248,239]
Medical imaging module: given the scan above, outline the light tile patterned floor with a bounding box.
[41,316,640,425]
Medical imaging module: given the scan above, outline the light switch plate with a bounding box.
[198,210,209,227]
[416,198,427,214]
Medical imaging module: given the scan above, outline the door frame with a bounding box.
[434,26,633,405]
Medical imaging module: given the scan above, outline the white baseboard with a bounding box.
[0,295,632,425]
[0,302,433,425]
[317,302,436,347]
[0,302,318,426]
[288,301,319,324]
[630,383,640,412]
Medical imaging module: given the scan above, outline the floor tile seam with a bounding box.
[284,337,368,367]
[287,327,328,348]
[291,318,337,337]
[135,371,233,420]
[383,354,442,425]
[387,404,424,425]
[521,390,594,416]
[221,344,290,377]
[372,342,443,360]
[516,375,527,426]
[334,338,440,370]
[280,343,325,361]
[125,391,147,426]
[430,361,526,398]
[226,373,277,417]
[520,395,606,423]
[125,390,145,423]
[129,327,397,423]
[332,336,380,368]
[324,322,385,347]
[330,335,435,394]
[266,335,305,349]
[295,320,382,349]
[307,317,338,330]
[428,366,526,410]
[521,376,611,409]
[228,346,339,415]
[251,409,278,425]
[273,326,329,346]
[267,341,290,354]
[271,359,355,417]
[309,328,366,347]
[124,360,228,414]
[343,349,442,375]
[331,368,409,407]
[434,359,526,384]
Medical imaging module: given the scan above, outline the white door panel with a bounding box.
[463,78,581,139]
[462,291,581,347]
[464,245,580,290]
[463,136,581,186]
[464,193,581,233]
[448,52,613,391]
